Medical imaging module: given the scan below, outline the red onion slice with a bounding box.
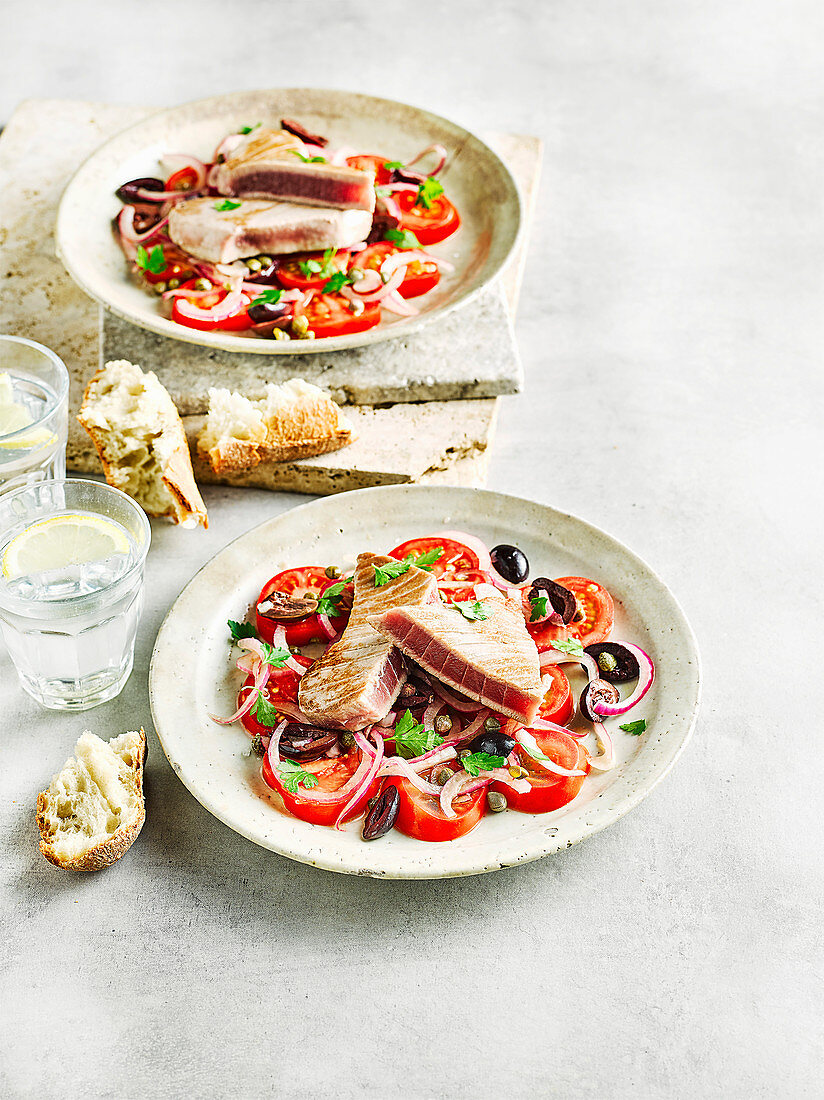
[439,769,469,818]
[317,612,338,642]
[173,289,247,325]
[428,530,493,573]
[420,672,483,713]
[379,756,441,796]
[334,733,385,827]
[587,722,615,771]
[379,250,454,279]
[406,142,448,176]
[134,187,198,203]
[422,701,442,730]
[209,660,270,725]
[213,133,244,162]
[590,643,654,717]
[382,289,418,316]
[540,649,600,683]
[514,728,586,777]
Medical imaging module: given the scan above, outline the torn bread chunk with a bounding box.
[37,729,146,871]
[168,196,373,264]
[197,379,354,475]
[78,360,207,527]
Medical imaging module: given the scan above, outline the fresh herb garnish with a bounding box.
[277,759,320,794]
[298,258,322,276]
[415,177,444,210]
[291,150,327,164]
[383,160,405,171]
[373,547,444,586]
[238,123,261,135]
[321,271,352,294]
[462,751,506,777]
[254,691,281,727]
[259,643,291,668]
[135,244,165,274]
[299,247,338,279]
[529,595,549,622]
[250,286,283,307]
[393,709,443,759]
[228,619,256,641]
[315,580,347,618]
[551,638,585,657]
[449,600,488,622]
[214,199,242,211]
[619,719,647,736]
[375,185,392,199]
[384,227,422,250]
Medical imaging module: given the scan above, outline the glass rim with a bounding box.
[0,335,70,444]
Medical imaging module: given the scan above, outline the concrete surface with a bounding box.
[0,2,821,1098]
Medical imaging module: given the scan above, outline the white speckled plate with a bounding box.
[56,88,521,354]
[149,486,700,877]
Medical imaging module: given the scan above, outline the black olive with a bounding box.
[279,724,340,762]
[248,301,291,325]
[281,117,329,147]
[116,177,165,203]
[529,578,576,623]
[468,731,517,759]
[583,642,639,684]
[490,543,529,584]
[389,166,427,186]
[580,679,620,721]
[243,260,281,285]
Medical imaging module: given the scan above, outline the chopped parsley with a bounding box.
[277,759,320,794]
[462,751,506,777]
[214,199,242,211]
[321,271,353,294]
[135,244,165,274]
[259,643,291,668]
[551,638,585,657]
[373,547,443,586]
[228,619,256,641]
[250,286,283,307]
[254,691,281,727]
[529,595,549,622]
[299,247,338,279]
[291,150,327,164]
[383,160,405,171]
[238,123,261,135]
[384,227,422,250]
[393,709,443,759]
[315,580,347,618]
[449,600,489,622]
[415,177,444,210]
[619,719,647,736]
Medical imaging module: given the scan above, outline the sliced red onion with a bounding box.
[345,268,383,295]
[160,154,208,190]
[401,744,457,769]
[459,713,487,740]
[540,648,600,683]
[589,643,654,717]
[117,206,170,247]
[514,728,586,777]
[173,289,247,325]
[317,612,338,641]
[351,266,405,302]
[285,656,307,676]
[265,720,289,769]
[384,181,419,194]
[459,770,531,797]
[135,186,198,203]
[422,701,443,730]
[380,756,441,796]
[382,290,419,316]
[406,143,448,176]
[334,732,384,827]
[209,661,270,725]
[213,132,244,162]
[421,672,483,713]
[588,722,615,771]
[429,530,493,573]
[327,144,359,166]
[439,769,469,818]
[529,715,577,736]
[379,251,454,279]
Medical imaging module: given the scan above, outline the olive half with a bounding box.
[583,642,639,684]
[468,731,517,760]
[580,679,621,722]
[490,543,529,584]
[529,578,576,623]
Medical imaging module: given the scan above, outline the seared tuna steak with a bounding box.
[213,128,375,212]
[168,197,373,263]
[298,553,439,731]
[371,584,544,726]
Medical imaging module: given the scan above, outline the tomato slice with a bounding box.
[166,166,200,192]
[538,665,574,725]
[256,567,351,647]
[142,249,196,286]
[354,242,440,299]
[171,280,253,331]
[239,660,312,738]
[389,536,480,579]
[493,729,588,814]
[261,746,377,826]
[277,249,351,292]
[525,577,615,651]
[345,154,392,185]
[396,190,460,245]
[294,293,381,339]
[389,776,486,841]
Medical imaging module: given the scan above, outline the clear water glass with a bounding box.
[0,479,151,710]
[0,335,69,495]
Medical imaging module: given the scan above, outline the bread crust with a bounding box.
[36,728,147,872]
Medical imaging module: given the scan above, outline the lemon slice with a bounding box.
[2,514,131,580]
[0,373,56,450]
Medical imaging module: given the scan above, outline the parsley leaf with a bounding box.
[277,759,320,794]
[393,709,443,759]
[239,123,261,135]
[551,638,585,657]
[254,691,281,727]
[619,719,647,736]
[136,244,165,274]
[259,643,291,668]
[449,600,488,622]
[214,198,242,211]
[250,287,282,307]
[462,751,506,777]
[290,150,327,163]
[228,619,256,641]
[315,580,347,618]
[373,547,444,586]
[529,595,549,622]
[298,258,323,276]
[383,160,405,171]
[415,177,444,210]
[384,227,422,250]
[375,185,392,199]
[321,271,352,294]
[299,247,339,280]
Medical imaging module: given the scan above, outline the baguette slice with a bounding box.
[78,360,208,527]
[197,378,354,475]
[37,729,146,871]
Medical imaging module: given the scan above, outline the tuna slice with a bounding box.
[167,197,373,263]
[298,553,439,731]
[371,584,544,726]
[212,128,375,212]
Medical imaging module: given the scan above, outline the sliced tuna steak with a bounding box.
[371,584,544,726]
[298,553,439,731]
[168,197,373,263]
[213,128,375,212]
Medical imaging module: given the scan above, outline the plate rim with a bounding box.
[148,485,702,878]
[55,86,524,355]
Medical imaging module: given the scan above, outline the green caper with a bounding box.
[291,315,309,336]
[598,651,618,673]
[508,764,528,779]
[167,277,180,290]
[257,255,272,264]
[487,790,507,813]
[153,281,167,294]
[300,330,316,340]
[325,565,341,579]
[272,327,291,341]
[246,258,262,272]
[483,716,502,735]
[194,278,212,291]
[339,730,355,749]
[431,766,453,787]
[347,298,365,316]
[434,714,453,734]
[349,266,365,281]
[459,748,471,761]
[249,735,266,757]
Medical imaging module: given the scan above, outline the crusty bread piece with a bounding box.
[37,729,146,872]
[197,378,354,475]
[78,360,208,528]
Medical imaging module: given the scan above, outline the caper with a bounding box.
[508,764,528,779]
[349,266,365,281]
[249,734,266,757]
[272,327,291,341]
[153,281,167,294]
[347,298,365,316]
[434,714,453,734]
[459,748,471,760]
[291,315,309,336]
[431,766,453,787]
[598,651,618,673]
[246,258,262,272]
[167,277,180,290]
[325,565,341,579]
[300,330,316,340]
[194,278,212,291]
[257,255,272,264]
[339,730,355,749]
[483,716,501,735]
[487,790,507,813]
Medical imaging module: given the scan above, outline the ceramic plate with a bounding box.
[149,486,701,878]
[56,88,522,354]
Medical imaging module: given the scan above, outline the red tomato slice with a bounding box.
[435,568,491,602]
[295,293,381,339]
[171,280,253,331]
[354,242,440,299]
[142,250,196,286]
[256,567,351,647]
[525,576,615,651]
[389,776,486,842]
[166,166,200,191]
[493,729,589,814]
[538,665,574,725]
[261,746,377,826]
[239,660,312,738]
[396,190,460,245]
[277,249,351,292]
[345,154,392,185]
[389,536,480,579]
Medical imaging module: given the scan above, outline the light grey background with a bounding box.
[1,2,821,1098]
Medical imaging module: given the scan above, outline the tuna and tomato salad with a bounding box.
[211,533,655,844]
[114,117,460,341]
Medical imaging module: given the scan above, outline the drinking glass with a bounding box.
[0,335,69,495]
[0,479,151,710]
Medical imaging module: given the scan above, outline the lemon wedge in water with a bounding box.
[2,514,131,580]
[0,372,56,449]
